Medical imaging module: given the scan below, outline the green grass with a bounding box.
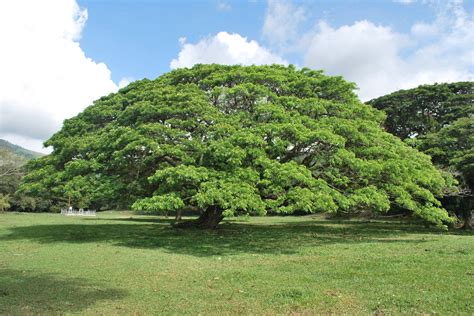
[0,212,472,315]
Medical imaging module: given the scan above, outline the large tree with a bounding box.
[367,82,472,140]
[368,82,473,229]
[21,65,452,228]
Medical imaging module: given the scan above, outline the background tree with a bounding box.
[368,82,473,229]
[419,117,473,229]
[0,194,10,212]
[21,65,452,228]
[0,142,49,212]
[367,82,472,140]
[0,148,25,196]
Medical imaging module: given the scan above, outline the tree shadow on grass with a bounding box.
[90,217,174,224]
[0,216,449,257]
[0,268,127,314]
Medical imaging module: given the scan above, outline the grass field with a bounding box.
[0,212,472,315]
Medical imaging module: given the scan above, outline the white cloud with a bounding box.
[393,0,416,4]
[0,0,118,153]
[411,22,439,37]
[268,0,473,101]
[303,20,412,100]
[262,0,306,50]
[118,77,135,89]
[170,32,287,69]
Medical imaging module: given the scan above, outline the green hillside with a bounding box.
[0,139,47,212]
[0,139,44,161]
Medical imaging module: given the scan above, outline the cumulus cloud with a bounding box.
[303,20,411,100]
[262,0,306,50]
[118,77,135,89]
[0,0,118,153]
[411,22,439,37]
[170,32,287,69]
[266,0,473,101]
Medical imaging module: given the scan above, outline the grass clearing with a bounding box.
[0,212,473,314]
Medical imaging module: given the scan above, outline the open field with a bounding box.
[0,212,472,314]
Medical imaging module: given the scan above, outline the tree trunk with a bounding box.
[461,209,472,230]
[175,209,182,221]
[173,206,223,229]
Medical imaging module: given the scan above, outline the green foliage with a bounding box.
[420,117,473,187]
[0,145,49,212]
[0,148,25,195]
[0,194,10,212]
[21,65,452,227]
[420,117,474,226]
[368,82,473,228]
[367,82,473,140]
[132,193,184,213]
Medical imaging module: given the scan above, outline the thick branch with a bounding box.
[162,156,178,167]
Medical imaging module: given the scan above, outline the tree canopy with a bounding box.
[368,82,473,229]
[367,82,473,140]
[20,65,452,228]
[419,117,473,229]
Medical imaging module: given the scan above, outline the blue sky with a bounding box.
[0,0,472,152]
[78,0,441,83]
[79,0,268,82]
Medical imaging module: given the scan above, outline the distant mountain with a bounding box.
[0,139,44,161]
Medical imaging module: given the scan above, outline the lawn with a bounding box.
[0,212,472,315]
